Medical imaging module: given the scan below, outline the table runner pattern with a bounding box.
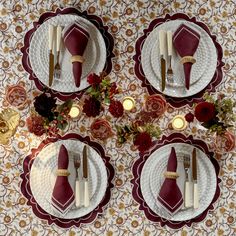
[0,1,235,235]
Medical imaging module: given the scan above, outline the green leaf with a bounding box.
[104,96,110,105]
[101,79,110,87]
[57,121,68,130]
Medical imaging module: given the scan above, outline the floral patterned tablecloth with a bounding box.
[0,1,235,235]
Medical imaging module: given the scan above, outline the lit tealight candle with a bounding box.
[69,104,81,118]
[122,97,135,111]
[171,115,187,131]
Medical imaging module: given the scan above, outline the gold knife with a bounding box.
[159,30,166,92]
[83,145,89,207]
[192,148,199,209]
[48,25,54,87]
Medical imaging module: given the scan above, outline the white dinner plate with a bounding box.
[140,143,217,221]
[29,14,106,93]
[141,20,217,97]
[30,140,107,219]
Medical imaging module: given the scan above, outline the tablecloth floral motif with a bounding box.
[0,0,235,235]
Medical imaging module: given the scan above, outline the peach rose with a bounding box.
[144,94,167,118]
[90,118,113,141]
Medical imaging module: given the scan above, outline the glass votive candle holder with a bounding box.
[122,96,135,111]
[69,104,81,119]
[171,115,187,131]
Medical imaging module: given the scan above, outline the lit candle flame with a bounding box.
[122,97,135,111]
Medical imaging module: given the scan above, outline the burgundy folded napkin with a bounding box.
[51,144,75,215]
[63,23,90,87]
[173,24,200,90]
[157,147,183,216]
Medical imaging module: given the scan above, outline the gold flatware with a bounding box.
[192,148,199,209]
[74,155,81,207]
[48,25,54,87]
[54,25,62,80]
[167,31,174,83]
[183,154,191,208]
[83,145,89,207]
[159,30,166,92]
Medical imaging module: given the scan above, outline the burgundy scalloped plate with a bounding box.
[131,133,220,229]
[20,133,114,228]
[21,7,114,101]
[133,13,224,108]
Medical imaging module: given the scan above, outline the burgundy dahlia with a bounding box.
[185,112,194,123]
[26,115,46,136]
[87,73,102,86]
[82,97,101,117]
[34,93,56,121]
[109,100,124,118]
[134,132,152,152]
[194,102,216,123]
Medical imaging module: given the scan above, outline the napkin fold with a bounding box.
[173,24,200,90]
[157,147,183,216]
[51,144,75,215]
[63,22,90,88]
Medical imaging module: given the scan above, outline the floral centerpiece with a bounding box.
[185,93,235,134]
[185,93,235,152]
[26,92,73,137]
[82,73,124,118]
[116,121,161,152]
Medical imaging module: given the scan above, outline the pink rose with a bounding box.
[90,119,113,141]
[144,94,167,118]
[215,131,235,153]
[6,85,27,108]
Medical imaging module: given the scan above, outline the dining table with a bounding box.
[0,0,235,235]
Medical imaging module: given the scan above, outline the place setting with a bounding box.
[21,7,114,100]
[131,133,221,229]
[20,134,115,227]
[134,13,224,107]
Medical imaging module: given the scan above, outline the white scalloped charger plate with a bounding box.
[141,20,217,97]
[30,140,107,219]
[29,14,106,93]
[140,143,217,221]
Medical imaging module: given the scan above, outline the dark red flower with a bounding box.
[185,112,194,123]
[87,73,102,86]
[134,132,152,152]
[26,115,45,136]
[194,102,216,122]
[109,82,118,97]
[34,93,56,121]
[109,100,124,118]
[82,97,101,117]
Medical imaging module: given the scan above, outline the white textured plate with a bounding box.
[140,143,217,221]
[29,14,106,93]
[141,20,217,97]
[30,140,107,219]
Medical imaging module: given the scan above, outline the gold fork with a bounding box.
[54,25,62,80]
[167,31,174,83]
[74,155,81,207]
[183,154,191,208]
